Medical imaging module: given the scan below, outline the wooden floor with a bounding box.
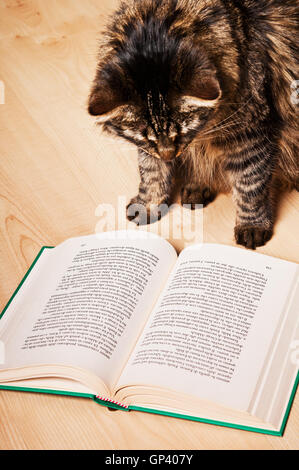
[0,0,298,450]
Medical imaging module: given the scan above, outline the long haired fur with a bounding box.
[88,0,299,248]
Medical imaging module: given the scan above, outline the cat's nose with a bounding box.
[157,141,176,161]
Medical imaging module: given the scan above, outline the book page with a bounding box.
[0,232,177,390]
[117,244,298,410]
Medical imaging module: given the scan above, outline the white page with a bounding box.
[117,244,298,411]
[0,232,177,390]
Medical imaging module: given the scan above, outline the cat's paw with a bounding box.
[126,196,149,225]
[234,225,273,250]
[126,196,143,222]
[181,185,216,209]
[126,196,168,225]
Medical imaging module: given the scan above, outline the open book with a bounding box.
[0,231,298,435]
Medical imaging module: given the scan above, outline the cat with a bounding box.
[88,0,298,249]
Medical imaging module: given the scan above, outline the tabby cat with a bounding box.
[88,0,298,249]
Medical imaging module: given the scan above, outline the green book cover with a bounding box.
[0,245,298,436]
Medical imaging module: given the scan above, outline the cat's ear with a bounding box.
[88,84,125,119]
[181,75,221,108]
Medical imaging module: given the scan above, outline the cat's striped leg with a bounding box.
[227,136,275,249]
[127,149,174,225]
[233,189,274,250]
[179,147,220,209]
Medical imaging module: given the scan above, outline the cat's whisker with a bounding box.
[200,117,248,136]
[201,89,263,137]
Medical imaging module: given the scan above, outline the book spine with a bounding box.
[95,395,129,409]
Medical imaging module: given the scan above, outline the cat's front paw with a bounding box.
[234,224,273,250]
[126,196,144,223]
[126,196,168,225]
[181,185,216,209]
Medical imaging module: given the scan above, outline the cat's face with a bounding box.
[88,79,221,162]
[88,9,222,161]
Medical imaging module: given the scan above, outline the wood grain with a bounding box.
[0,0,298,450]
